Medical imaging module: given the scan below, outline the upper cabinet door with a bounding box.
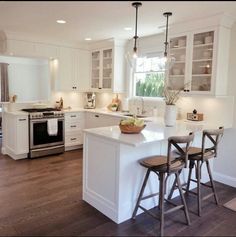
[91,50,101,89]
[102,49,113,89]
[90,43,125,93]
[168,35,188,91]
[190,31,214,93]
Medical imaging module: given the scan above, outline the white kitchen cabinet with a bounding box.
[56,47,78,91]
[34,43,59,59]
[6,39,35,57]
[4,112,29,159]
[168,25,231,96]
[65,112,85,150]
[85,112,121,129]
[90,40,126,93]
[55,47,90,92]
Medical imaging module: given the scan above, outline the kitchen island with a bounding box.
[82,119,216,224]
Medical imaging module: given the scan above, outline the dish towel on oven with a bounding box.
[47,118,58,136]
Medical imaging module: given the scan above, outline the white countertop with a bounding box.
[83,118,215,147]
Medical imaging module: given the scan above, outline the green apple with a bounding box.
[134,119,144,127]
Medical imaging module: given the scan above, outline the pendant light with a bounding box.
[163,12,172,61]
[132,2,142,58]
[163,12,175,71]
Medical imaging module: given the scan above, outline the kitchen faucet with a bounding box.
[137,97,146,115]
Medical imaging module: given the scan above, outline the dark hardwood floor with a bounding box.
[0,144,235,236]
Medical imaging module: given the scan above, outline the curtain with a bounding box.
[0,63,9,102]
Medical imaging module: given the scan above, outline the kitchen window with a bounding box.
[133,53,166,97]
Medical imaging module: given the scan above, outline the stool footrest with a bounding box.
[202,193,214,201]
[189,178,213,189]
[141,192,159,201]
[182,188,197,196]
[164,198,178,207]
[201,182,212,188]
[164,205,184,214]
[138,205,160,220]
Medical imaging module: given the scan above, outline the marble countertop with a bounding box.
[83,118,215,147]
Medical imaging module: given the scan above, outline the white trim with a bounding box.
[213,172,236,188]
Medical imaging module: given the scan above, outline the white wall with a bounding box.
[0,55,50,102]
[213,22,236,186]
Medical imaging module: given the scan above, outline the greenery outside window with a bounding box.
[133,53,165,97]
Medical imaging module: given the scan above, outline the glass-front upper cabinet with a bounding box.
[168,35,187,90]
[91,51,100,88]
[191,31,214,92]
[91,48,113,90]
[102,49,112,89]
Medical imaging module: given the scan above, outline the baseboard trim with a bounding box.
[213,172,236,188]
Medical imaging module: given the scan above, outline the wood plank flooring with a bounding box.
[0,146,235,236]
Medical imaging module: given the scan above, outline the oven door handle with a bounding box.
[31,118,64,123]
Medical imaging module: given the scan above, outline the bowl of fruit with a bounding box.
[119,116,146,134]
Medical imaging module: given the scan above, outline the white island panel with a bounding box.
[83,121,216,224]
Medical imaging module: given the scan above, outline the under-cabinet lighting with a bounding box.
[85,38,92,41]
[56,20,66,24]
[124,27,132,31]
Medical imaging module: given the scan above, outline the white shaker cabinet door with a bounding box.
[16,116,29,154]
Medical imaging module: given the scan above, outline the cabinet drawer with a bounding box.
[65,122,83,132]
[65,132,83,146]
[65,113,84,123]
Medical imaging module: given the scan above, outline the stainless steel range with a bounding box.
[22,108,65,158]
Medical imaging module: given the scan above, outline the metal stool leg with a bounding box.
[132,169,151,219]
[206,160,219,205]
[159,172,165,237]
[196,160,202,216]
[176,172,191,225]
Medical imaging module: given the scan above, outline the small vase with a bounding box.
[164,105,177,127]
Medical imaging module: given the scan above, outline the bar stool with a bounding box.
[132,132,194,237]
[168,127,224,217]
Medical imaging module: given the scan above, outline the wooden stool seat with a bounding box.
[132,132,194,236]
[140,155,185,172]
[174,147,215,160]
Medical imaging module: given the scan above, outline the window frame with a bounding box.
[131,52,166,98]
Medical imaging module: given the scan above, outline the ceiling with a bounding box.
[0,1,236,45]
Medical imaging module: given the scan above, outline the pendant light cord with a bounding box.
[132,2,142,55]
[134,4,138,50]
[163,12,172,58]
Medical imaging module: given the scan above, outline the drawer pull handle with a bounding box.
[19,118,26,121]
[71,125,77,128]
[70,138,77,141]
[70,115,76,118]
[95,115,99,118]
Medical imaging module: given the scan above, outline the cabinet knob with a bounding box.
[95,115,99,118]
[98,87,102,89]
[70,115,76,118]
[71,125,76,128]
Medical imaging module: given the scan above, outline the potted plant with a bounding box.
[162,85,186,126]
[111,103,118,111]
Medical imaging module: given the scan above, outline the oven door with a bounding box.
[30,118,64,150]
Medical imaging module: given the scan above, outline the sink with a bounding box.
[123,113,148,118]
